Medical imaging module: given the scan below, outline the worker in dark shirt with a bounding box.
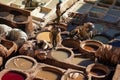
[49,25,61,49]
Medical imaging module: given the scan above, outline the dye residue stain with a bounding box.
[2,71,25,80]
[36,70,59,80]
[51,50,69,61]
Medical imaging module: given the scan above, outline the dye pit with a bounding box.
[0,0,120,80]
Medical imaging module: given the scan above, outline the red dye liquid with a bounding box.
[2,71,25,80]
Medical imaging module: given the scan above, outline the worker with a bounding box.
[49,25,61,49]
[69,22,95,40]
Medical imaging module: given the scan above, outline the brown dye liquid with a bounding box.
[36,70,59,80]
[36,32,50,42]
[51,50,69,61]
[90,68,106,76]
[84,45,99,51]
[6,58,33,70]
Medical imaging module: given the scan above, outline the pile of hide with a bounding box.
[95,44,120,66]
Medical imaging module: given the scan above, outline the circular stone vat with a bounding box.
[50,47,73,62]
[35,67,63,80]
[0,69,28,80]
[86,63,110,80]
[13,15,28,22]
[71,55,94,67]
[80,40,104,54]
[61,39,80,51]
[36,31,51,42]
[0,11,10,17]
[5,55,37,72]
[92,34,110,44]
